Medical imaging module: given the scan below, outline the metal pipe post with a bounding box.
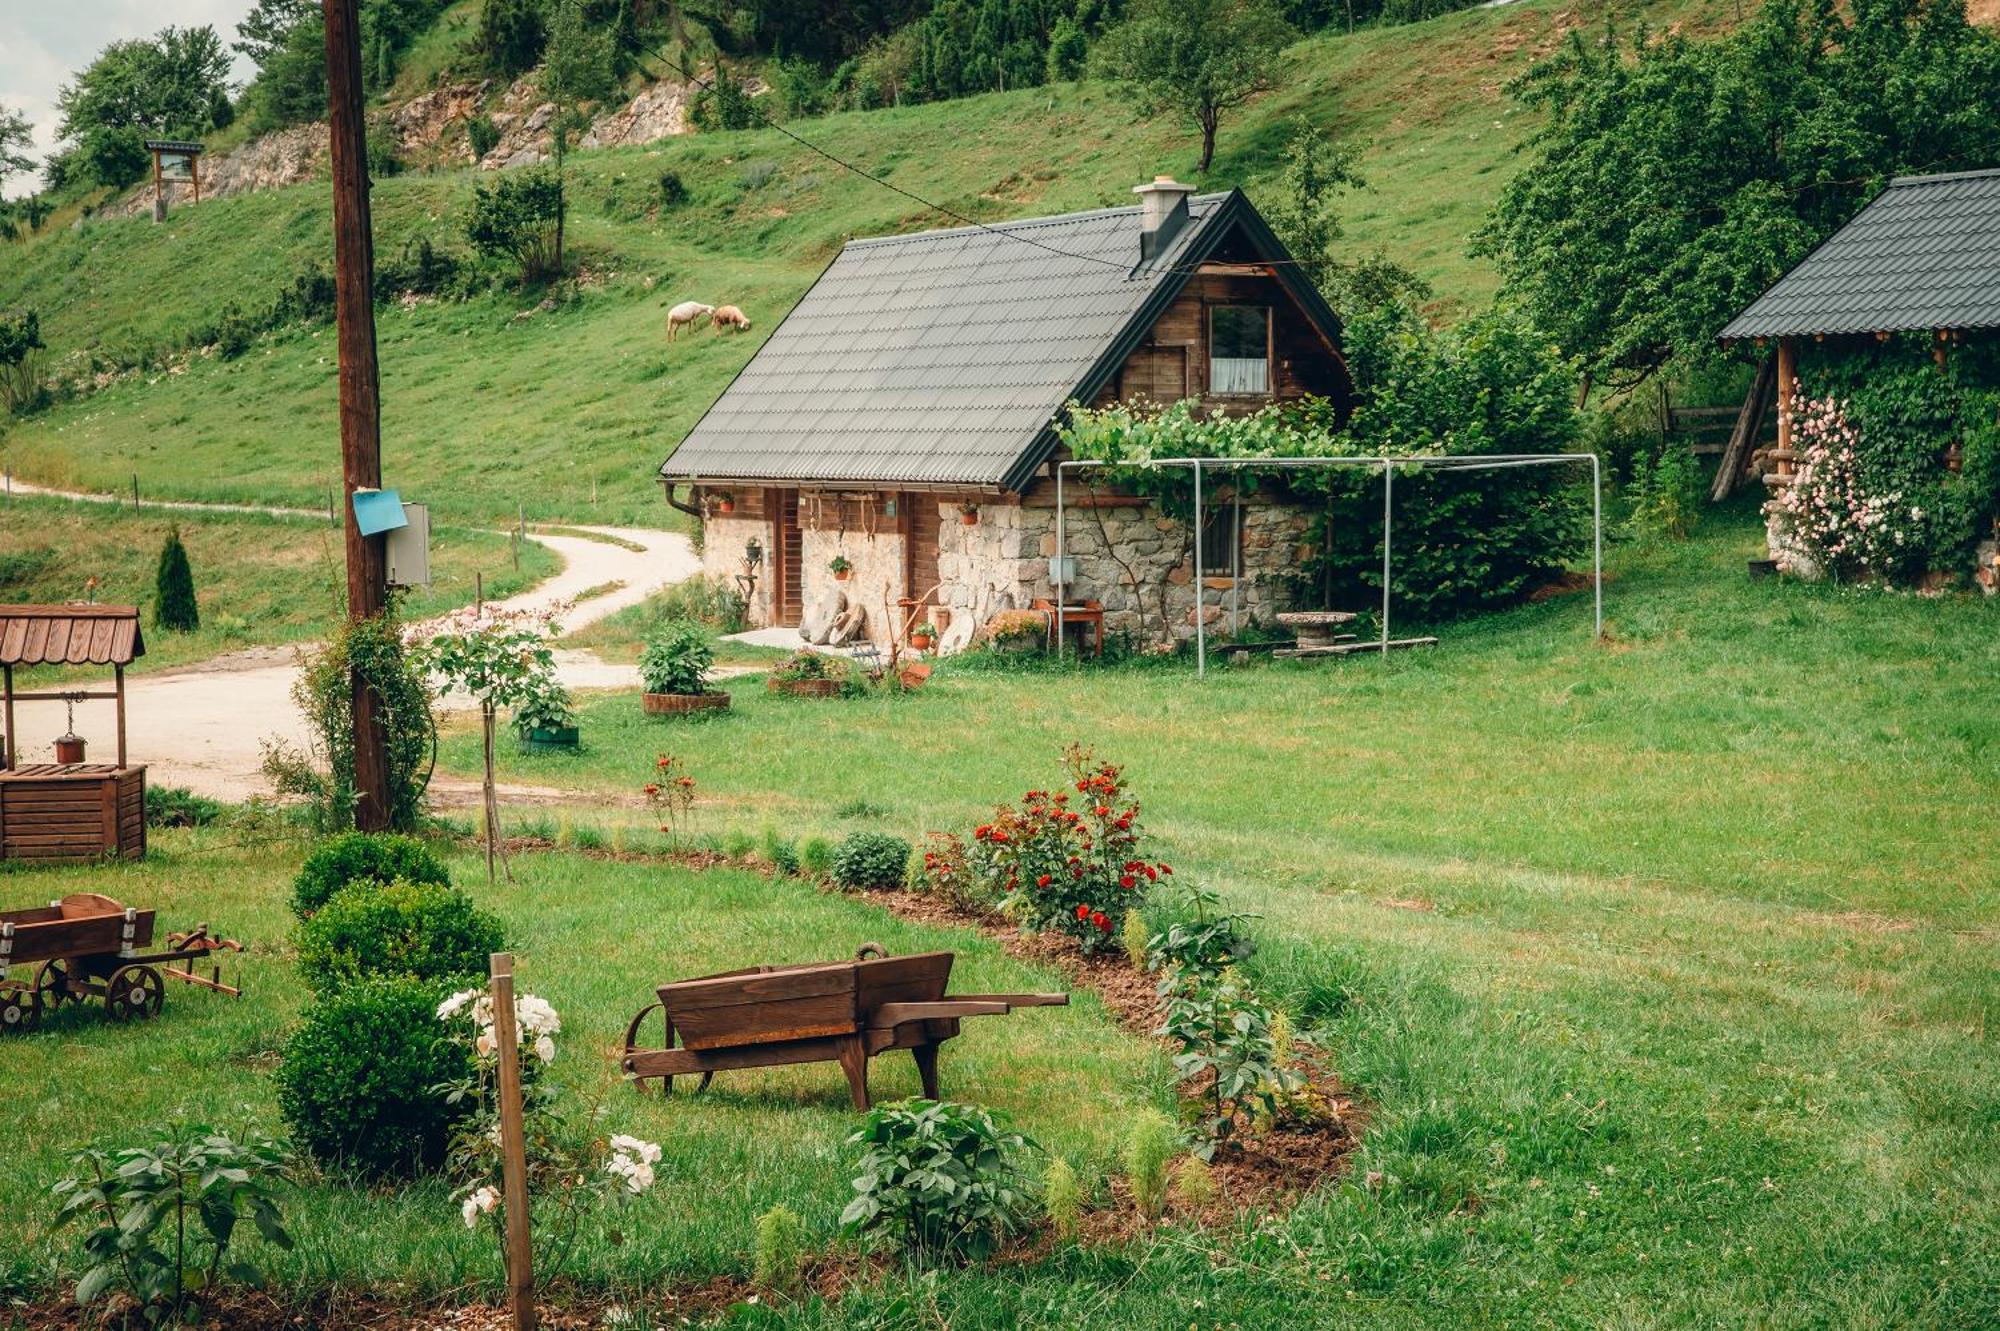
[1055,465,1066,664]
[1193,460,1205,679]
[1591,453,1604,639]
[1380,460,1392,655]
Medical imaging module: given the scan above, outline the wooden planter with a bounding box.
[0,765,146,863]
[642,692,731,715]
[768,678,843,698]
[518,725,580,750]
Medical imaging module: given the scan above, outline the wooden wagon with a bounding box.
[0,605,147,863]
[0,892,241,1033]
[620,945,1065,1109]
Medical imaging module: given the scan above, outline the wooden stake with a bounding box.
[482,703,498,884]
[114,665,127,769]
[131,474,140,514]
[1712,353,1776,502]
[1774,337,1797,475]
[324,0,392,832]
[488,954,536,1331]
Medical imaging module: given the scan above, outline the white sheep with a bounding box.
[666,300,714,341]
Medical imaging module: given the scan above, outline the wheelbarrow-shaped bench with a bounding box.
[0,892,243,1033]
[619,944,1066,1109]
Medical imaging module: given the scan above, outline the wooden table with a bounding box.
[1036,601,1105,658]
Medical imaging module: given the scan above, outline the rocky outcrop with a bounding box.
[110,122,327,217]
[393,80,491,161]
[580,80,696,150]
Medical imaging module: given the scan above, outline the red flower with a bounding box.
[1119,874,1137,889]
[1036,874,1051,888]
[1072,865,1084,878]
[1076,780,1089,792]
[974,825,991,840]
[1144,865,1159,881]
[656,757,670,769]
[1161,865,1173,875]
[1116,816,1132,830]
[1075,904,1091,921]
[1094,806,1111,818]
[643,783,660,795]
[1091,911,1111,933]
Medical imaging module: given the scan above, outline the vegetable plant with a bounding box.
[840,1099,1037,1260]
[639,618,716,696]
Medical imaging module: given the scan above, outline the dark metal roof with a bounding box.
[0,605,146,667]
[1720,169,2000,341]
[660,189,1348,492]
[142,140,204,155]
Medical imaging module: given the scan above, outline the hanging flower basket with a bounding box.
[959,505,980,526]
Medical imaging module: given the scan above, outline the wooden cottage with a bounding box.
[0,605,147,863]
[659,179,1355,648]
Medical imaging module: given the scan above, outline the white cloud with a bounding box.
[1,1,261,197]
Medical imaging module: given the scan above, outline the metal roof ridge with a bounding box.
[1886,166,2000,186]
[842,192,1230,250]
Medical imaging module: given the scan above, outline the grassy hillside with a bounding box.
[0,0,1736,527]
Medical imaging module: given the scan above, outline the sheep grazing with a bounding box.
[712,305,752,334]
[666,301,714,341]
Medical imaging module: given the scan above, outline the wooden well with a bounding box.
[0,605,148,864]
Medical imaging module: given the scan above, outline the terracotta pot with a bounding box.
[909,634,934,651]
[832,570,850,581]
[768,678,843,698]
[960,511,979,525]
[54,734,86,764]
[642,691,731,715]
[716,499,735,514]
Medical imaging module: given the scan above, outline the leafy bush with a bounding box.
[276,975,475,1178]
[144,784,222,829]
[467,114,501,160]
[1623,438,1702,541]
[831,831,910,891]
[1043,1157,1081,1239]
[1157,972,1300,1155]
[759,826,801,875]
[374,235,462,302]
[291,830,451,919]
[753,1203,807,1292]
[477,0,546,76]
[295,879,504,995]
[52,1127,292,1322]
[152,524,199,632]
[464,168,564,282]
[622,574,746,636]
[639,619,715,696]
[799,835,834,879]
[657,170,688,208]
[916,831,998,912]
[512,670,576,735]
[771,649,845,683]
[840,1099,1037,1259]
[1123,1109,1177,1219]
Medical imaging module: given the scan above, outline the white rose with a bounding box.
[534,1035,556,1065]
[475,1029,496,1057]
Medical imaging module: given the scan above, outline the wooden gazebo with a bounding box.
[0,605,148,863]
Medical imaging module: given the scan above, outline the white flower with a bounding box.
[461,1185,500,1227]
[609,1134,661,1164]
[515,994,561,1038]
[534,1034,556,1065]
[437,989,479,1022]
[475,1029,497,1058]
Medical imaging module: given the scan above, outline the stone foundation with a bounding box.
[699,513,776,625]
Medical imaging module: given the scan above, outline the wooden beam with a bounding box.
[2,663,12,770]
[114,665,126,770]
[1774,338,1797,475]
[1712,354,1777,502]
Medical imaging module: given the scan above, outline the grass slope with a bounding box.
[0,0,1732,528]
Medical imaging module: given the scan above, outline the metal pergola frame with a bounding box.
[1054,453,1603,676]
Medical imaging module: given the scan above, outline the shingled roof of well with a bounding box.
[1720,168,2000,341]
[659,190,1339,492]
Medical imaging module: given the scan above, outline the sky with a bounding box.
[1,1,261,197]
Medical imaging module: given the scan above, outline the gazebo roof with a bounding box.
[0,605,146,667]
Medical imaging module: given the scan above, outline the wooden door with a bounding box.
[902,494,941,607]
[774,490,804,626]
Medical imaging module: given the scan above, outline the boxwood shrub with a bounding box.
[276,975,474,1178]
[291,832,450,919]
[831,831,910,891]
[295,879,504,995]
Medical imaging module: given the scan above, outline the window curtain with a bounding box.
[1211,357,1269,395]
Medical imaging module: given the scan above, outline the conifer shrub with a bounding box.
[152,525,199,633]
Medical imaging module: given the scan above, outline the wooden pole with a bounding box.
[487,953,536,1331]
[1712,353,1776,502]
[114,665,127,769]
[2,664,13,770]
[1774,337,1797,475]
[324,0,393,832]
[482,703,498,884]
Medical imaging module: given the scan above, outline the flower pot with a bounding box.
[519,725,581,751]
[716,499,735,514]
[54,734,86,764]
[642,691,731,715]
[960,511,979,525]
[832,570,851,581]
[768,678,843,698]
[909,634,934,651]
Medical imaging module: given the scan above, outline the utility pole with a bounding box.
[324,0,392,831]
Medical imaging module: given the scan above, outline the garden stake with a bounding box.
[488,953,535,1330]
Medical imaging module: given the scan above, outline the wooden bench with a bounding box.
[619,944,1066,1109]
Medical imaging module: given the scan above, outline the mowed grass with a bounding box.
[0,836,1154,1300]
[418,509,1997,1326]
[0,494,557,675]
[0,0,1736,527]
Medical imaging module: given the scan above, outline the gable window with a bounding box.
[1210,306,1271,396]
[1198,500,1242,580]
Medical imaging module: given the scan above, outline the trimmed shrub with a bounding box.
[638,619,715,696]
[276,975,474,1178]
[831,832,910,892]
[295,879,504,995]
[292,831,450,919]
[153,526,199,632]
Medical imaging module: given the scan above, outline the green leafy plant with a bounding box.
[916,831,998,913]
[1122,1109,1177,1220]
[639,619,716,696]
[1170,1155,1218,1211]
[463,167,564,282]
[291,831,451,919]
[295,879,505,995]
[753,1203,808,1293]
[1120,910,1151,971]
[467,114,501,159]
[144,784,222,829]
[840,1099,1037,1259]
[152,524,199,632]
[772,649,845,684]
[799,835,834,879]
[276,975,475,1178]
[643,753,698,845]
[1146,881,1255,990]
[512,669,577,735]
[759,826,801,875]
[1042,1157,1082,1240]
[831,831,911,891]
[1156,972,1302,1156]
[1625,439,1702,541]
[828,554,853,575]
[52,1126,292,1325]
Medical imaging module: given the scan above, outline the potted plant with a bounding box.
[829,554,853,582]
[986,609,1049,654]
[959,503,980,526]
[713,490,736,514]
[767,649,847,698]
[513,672,580,749]
[640,619,730,714]
[908,621,937,651]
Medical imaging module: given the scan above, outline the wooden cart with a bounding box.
[0,892,241,1033]
[620,944,1066,1109]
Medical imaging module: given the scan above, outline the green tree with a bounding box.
[1477,0,2000,391]
[477,0,548,77]
[541,0,621,271]
[153,525,200,633]
[1094,0,1295,173]
[1263,119,1432,318]
[0,104,35,196]
[464,168,565,282]
[54,26,233,188]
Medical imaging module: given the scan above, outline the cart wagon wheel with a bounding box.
[105,965,164,1022]
[34,959,75,1010]
[0,981,38,1035]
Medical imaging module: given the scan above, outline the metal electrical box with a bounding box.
[386,502,431,587]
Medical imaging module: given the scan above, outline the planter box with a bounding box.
[642,692,731,715]
[768,678,843,698]
[518,725,581,750]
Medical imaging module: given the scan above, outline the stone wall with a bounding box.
[700,513,775,626]
[801,524,906,647]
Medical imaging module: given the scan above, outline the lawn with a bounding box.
[0,493,557,675]
[407,508,1995,1326]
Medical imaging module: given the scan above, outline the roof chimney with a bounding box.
[1133,176,1194,261]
